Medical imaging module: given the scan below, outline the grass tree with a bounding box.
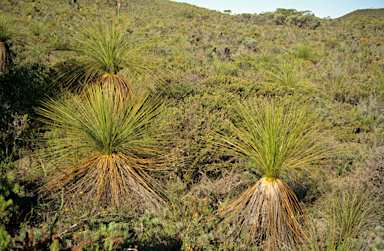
[55,18,165,96]
[218,98,332,249]
[95,2,100,13]
[266,60,314,92]
[35,85,168,208]
[293,42,317,63]
[0,16,16,74]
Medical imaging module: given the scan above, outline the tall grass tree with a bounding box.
[55,18,166,96]
[35,85,168,208]
[218,98,333,249]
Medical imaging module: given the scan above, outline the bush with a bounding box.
[272,13,285,25]
[0,161,21,250]
[298,15,320,29]
[0,225,11,251]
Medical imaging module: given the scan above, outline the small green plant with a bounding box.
[50,192,64,240]
[0,160,21,250]
[69,221,131,250]
[30,20,46,37]
[370,226,384,250]
[379,74,384,92]
[266,60,313,91]
[170,35,186,48]
[324,39,340,49]
[25,42,48,64]
[0,225,11,250]
[24,9,33,16]
[302,183,381,250]
[324,183,379,239]
[255,49,276,69]
[294,42,314,61]
[213,61,238,76]
[242,38,258,49]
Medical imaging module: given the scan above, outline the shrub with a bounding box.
[272,13,285,25]
[0,225,11,250]
[213,61,238,76]
[286,15,299,26]
[0,160,22,251]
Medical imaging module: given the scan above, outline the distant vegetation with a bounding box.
[339,8,384,19]
[0,1,384,250]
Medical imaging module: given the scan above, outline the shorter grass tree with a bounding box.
[218,98,333,249]
[35,85,168,208]
[266,60,314,92]
[55,17,166,96]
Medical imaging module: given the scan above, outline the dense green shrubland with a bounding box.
[0,0,383,250]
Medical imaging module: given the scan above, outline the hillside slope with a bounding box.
[339,8,384,19]
[0,0,384,250]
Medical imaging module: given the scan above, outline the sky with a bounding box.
[171,0,384,19]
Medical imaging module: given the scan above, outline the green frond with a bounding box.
[35,86,168,208]
[0,15,15,44]
[221,98,332,180]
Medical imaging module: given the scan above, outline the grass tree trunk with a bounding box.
[95,3,100,13]
[117,1,121,16]
[221,177,307,249]
[0,42,11,74]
